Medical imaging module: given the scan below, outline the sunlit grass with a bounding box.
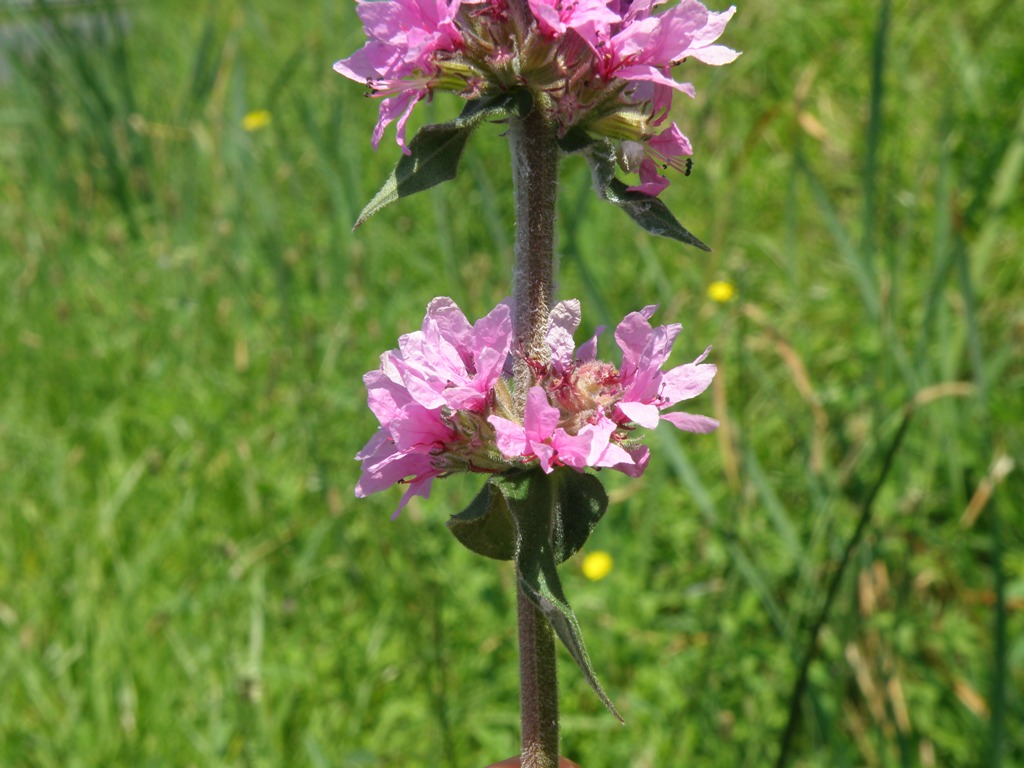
[1,0,1021,766]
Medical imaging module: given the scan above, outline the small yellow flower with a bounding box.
[241,110,272,132]
[707,280,736,303]
[581,550,613,581]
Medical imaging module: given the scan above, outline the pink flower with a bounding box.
[607,1,740,70]
[612,306,719,433]
[334,0,465,151]
[355,297,513,517]
[622,122,694,195]
[394,296,512,412]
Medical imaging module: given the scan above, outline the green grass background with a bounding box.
[1,0,1022,766]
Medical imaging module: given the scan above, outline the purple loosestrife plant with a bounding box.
[338,1,737,764]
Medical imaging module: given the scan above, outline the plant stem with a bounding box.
[516,582,560,768]
[508,97,560,768]
[509,96,559,405]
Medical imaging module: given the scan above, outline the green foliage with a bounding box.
[561,128,712,251]
[1,0,1022,767]
[453,470,618,719]
[448,479,518,562]
[355,90,532,228]
[508,471,614,723]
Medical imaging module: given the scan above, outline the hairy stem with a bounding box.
[508,96,559,408]
[508,98,560,768]
[517,582,560,768]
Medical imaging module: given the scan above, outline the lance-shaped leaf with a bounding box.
[355,89,533,228]
[560,129,711,251]
[491,469,622,722]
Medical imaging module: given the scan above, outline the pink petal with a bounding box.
[390,404,452,451]
[613,444,650,477]
[576,325,604,362]
[488,415,529,458]
[470,346,507,392]
[550,428,597,469]
[645,322,682,370]
[391,476,434,519]
[391,92,423,153]
[372,89,423,153]
[356,447,435,497]
[627,157,670,196]
[528,0,565,36]
[333,43,389,82]
[532,441,558,473]
[426,296,473,350]
[354,429,393,464]
[546,301,581,373]
[649,122,693,160]
[402,374,448,410]
[577,417,634,467]
[614,311,655,372]
[596,441,634,468]
[617,399,661,429]
[661,360,716,404]
[614,64,697,98]
[523,386,561,442]
[472,301,513,360]
[660,411,719,433]
[686,43,741,66]
[689,5,737,48]
[364,369,410,424]
[442,385,486,412]
[546,327,576,374]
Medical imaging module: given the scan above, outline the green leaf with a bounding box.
[603,178,711,251]
[567,132,711,251]
[354,122,472,228]
[491,469,622,721]
[458,87,533,126]
[354,89,532,228]
[446,479,516,561]
[556,126,595,155]
[449,468,606,564]
[549,470,609,564]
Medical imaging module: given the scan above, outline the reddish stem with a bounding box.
[507,97,561,768]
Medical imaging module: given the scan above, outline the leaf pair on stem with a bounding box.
[355,90,711,252]
[449,468,622,721]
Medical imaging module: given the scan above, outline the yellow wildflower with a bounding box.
[241,110,272,132]
[581,551,613,581]
[707,280,736,303]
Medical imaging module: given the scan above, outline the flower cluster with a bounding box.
[335,0,739,195]
[356,297,718,515]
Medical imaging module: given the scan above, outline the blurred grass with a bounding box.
[1,0,1022,766]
